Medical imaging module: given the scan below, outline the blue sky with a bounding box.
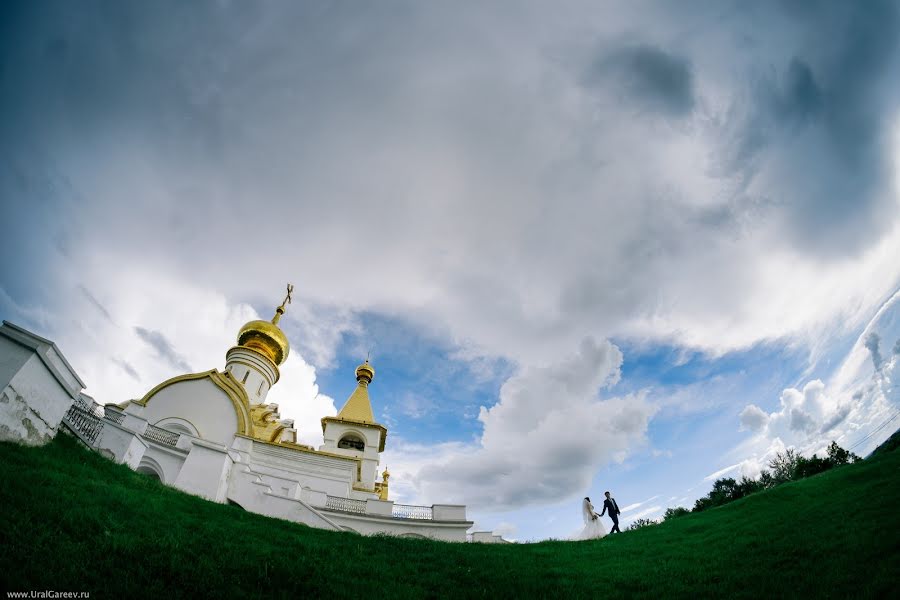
[1,0,899,541]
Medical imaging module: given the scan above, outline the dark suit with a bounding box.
[600,497,621,533]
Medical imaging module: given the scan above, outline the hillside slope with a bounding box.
[1,433,898,599]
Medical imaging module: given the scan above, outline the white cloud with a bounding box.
[5,1,899,377]
[735,297,900,473]
[739,404,769,432]
[492,521,518,540]
[625,505,663,522]
[703,462,741,482]
[383,338,656,511]
[621,495,660,513]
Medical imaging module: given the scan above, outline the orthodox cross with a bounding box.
[281,283,294,309]
[273,283,294,324]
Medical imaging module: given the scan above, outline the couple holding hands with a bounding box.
[580,491,621,539]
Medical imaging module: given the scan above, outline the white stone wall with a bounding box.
[0,331,31,385]
[0,324,84,445]
[471,532,512,543]
[226,464,342,530]
[95,420,148,469]
[138,441,189,484]
[244,437,359,499]
[322,511,471,542]
[173,439,233,502]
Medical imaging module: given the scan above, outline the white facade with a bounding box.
[0,321,84,445]
[0,315,484,542]
[138,372,246,444]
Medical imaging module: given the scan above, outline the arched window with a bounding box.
[337,434,365,451]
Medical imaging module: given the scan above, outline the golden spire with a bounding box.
[235,284,293,365]
[335,359,376,422]
[321,358,387,452]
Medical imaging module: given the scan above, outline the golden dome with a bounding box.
[237,319,290,365]
[356,360,375,384]
[235,284,294,366]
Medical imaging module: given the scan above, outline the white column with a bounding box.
[95,420,148,469]
[365,498,394,517]
[433,505,468,521]
[173,439,234,502]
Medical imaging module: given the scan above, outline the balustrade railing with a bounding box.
[144,424,181,447]
[62,402,103,445]
[323,496,437,520]
[325,496,367,514]
[103,407,125,425]
[392,503,434,521]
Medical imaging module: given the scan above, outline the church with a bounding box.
[0,287,505,542]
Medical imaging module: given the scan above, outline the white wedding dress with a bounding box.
[578,499,607,540]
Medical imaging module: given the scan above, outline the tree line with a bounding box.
[627,441,860,531]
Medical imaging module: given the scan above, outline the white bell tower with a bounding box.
[320,360,387,493]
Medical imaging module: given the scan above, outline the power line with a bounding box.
[848,410,900,451]
[849,412,897,450]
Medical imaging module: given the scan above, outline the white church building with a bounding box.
[0,290,491,542]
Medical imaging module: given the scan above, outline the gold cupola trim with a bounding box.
[235,284,293,366]
[321,358,387,452]
[355,359,375,386]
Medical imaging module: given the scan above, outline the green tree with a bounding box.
[693,495,714,512]
[826,441,860,465]
[627,518,657,531]
[758,470,776,489]
[735,476,763,498]
[663,507,690,521]
[769,449,801,483]
[709,477,738,505]
[794,454,832,479]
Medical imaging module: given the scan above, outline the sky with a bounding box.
[1,0,899,541]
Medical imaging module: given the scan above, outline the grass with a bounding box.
[1,433,898,599]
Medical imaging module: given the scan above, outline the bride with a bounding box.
[578,496,607,540]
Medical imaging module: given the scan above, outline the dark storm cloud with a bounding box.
[770,59,822,127]
[721,0,900,257]
[1,0,898,367]
[585,44,695,117]
[0,155,79,301]
[134,326,191,372]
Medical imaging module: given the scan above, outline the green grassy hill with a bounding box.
[1,434,898,599]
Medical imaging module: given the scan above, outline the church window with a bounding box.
[257,381,264,396]
[338,434,365,451]
[242,370,250,384]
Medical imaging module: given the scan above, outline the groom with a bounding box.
[600,491,621,533]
